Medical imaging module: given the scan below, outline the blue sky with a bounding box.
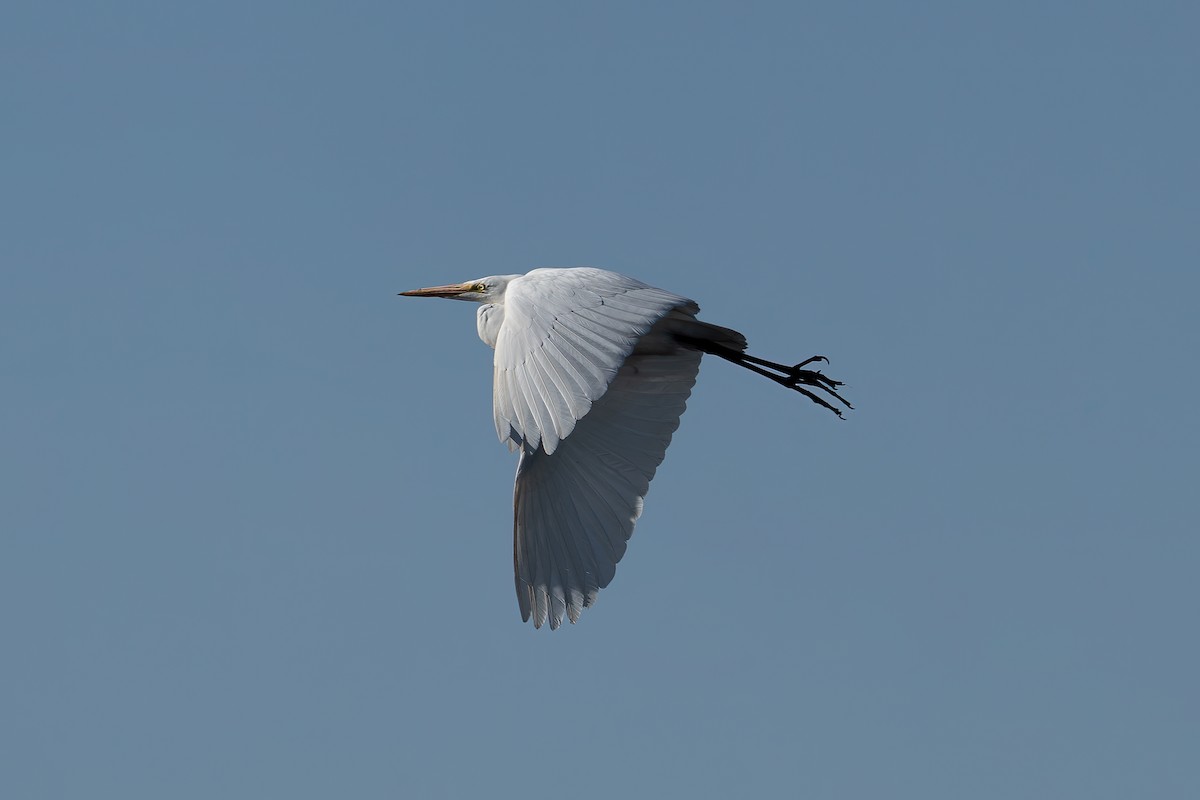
[3,2,1197,798]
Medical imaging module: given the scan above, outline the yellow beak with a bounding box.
[398,282,473,298]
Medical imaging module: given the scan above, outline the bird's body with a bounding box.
[401,267,849,629]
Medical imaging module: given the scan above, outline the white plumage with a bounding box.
[492,269,701,454]
[401,267,849,629]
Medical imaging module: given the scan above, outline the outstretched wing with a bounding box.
[492,268,696,455]
[511,347,704,629]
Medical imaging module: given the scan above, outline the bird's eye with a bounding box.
[473,283,487,292]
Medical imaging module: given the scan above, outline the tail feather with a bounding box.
[662,311,748,353]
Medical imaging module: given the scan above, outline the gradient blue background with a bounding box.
[3,2,1197,797]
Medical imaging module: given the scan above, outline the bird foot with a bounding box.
[674,336,853,418]
[742,353,852,418]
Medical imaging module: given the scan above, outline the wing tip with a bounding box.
[517,580,594,631]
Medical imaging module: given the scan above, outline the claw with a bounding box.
[672,336,851,417]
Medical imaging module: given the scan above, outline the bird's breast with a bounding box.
[476,303,504,349]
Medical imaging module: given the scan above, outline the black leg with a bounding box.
[675,336,852,418]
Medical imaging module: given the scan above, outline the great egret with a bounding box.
[401,267,849,629]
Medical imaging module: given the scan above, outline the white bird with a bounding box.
[400,267,849,629]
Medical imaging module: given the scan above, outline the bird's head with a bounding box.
[399,275,519,304]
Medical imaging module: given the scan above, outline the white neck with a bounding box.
[476,303,504,349]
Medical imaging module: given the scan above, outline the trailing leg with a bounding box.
[675,335,852,418]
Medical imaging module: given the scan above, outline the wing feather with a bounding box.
[523,353,569,451]
[499,367,535,451]
[512,347,704,628]
[493,268,693,455]
[557,465,624,579]
[538,494,569,629]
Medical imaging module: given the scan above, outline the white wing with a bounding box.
[512,346,704,629]
[493,268,696,455]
